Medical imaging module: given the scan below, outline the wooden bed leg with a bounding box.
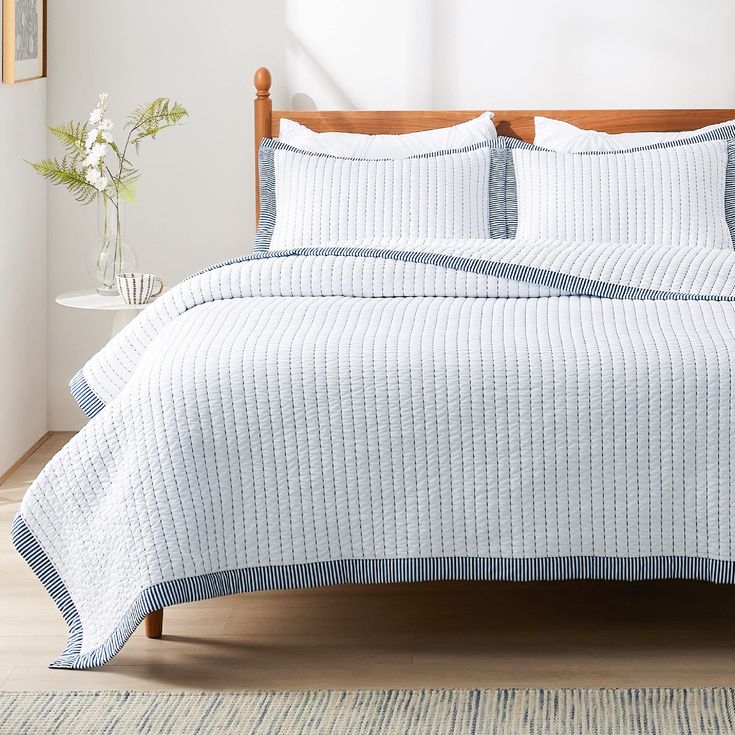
[144,609,164,639]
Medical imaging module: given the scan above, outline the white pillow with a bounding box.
[255,139,513,251]
[534,116,735,153]
[277,113,496,159]
[511,140,733,250]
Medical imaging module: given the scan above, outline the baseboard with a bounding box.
[0,432,53,486]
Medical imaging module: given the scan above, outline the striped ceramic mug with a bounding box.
[117,272,164,305]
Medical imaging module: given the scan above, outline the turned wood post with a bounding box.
[144,609,164,639]
[254,66,272,224]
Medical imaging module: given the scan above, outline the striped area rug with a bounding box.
[1,688,734,734]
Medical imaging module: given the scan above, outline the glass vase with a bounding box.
[86,196,136,296]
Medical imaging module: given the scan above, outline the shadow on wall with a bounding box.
[281,0,735,109]
[283,0,503,110]
[290,92,317,110]
[283,0,436,110]
[284,23,357,109]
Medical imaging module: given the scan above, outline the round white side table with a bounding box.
[55,290,161,337]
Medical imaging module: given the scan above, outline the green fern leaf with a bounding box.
[28,157,98,204]
[126,98,188,151]
[117,177,139,204]
[48,122,88,161]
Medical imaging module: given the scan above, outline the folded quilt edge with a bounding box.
[201,246,730,302]
[70,369,105,419]
[11,513,85,668]
[69,246,733,417]
[12,508,735,670]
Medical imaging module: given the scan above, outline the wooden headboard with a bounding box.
[253,67,735,220]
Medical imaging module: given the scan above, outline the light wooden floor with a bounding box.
[3,432,735,691]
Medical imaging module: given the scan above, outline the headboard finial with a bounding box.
[254,67,272,99]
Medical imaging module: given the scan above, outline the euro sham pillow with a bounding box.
[278,112,496,158]
[504,137,735,250]
[255,138,514,251]
[534,116,735,153]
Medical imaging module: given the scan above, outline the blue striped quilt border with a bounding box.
[12,512,735,670]
[194,245,734,302]
[78,245,735,419]
[69,369,105,419]
[190,245,735,302]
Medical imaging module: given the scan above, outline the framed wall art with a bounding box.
[2,0,46,83]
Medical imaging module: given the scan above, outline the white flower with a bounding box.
[84,167,108,192]
[100,130,114,143]
[85,128,98,150]
[85,167,101,186]
[87,93,110,136]
[82,142,107,168]
[90,142,107,159]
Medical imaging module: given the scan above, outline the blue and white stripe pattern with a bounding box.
[69,368,105,419]
[254,145,276,250]
[726,140,735,246]
[74,236,735,418]
[13,509,735,669]
[254,138,513,251]
[16,236,735,669]
[500,131,735,249]
[255,130,735,252]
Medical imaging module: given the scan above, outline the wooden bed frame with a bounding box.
[141,68,735,641]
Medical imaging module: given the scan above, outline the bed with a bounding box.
[13,68,735,669]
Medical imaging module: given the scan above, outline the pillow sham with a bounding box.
[534,116,735,153]
[255,138,514,251]
[278,112,496,158]
[503,136,735,250]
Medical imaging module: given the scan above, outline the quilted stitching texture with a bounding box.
[15,238,735,667]
[512,141,732,249]
[255,140,512,251]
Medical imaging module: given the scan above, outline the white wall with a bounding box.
[0,74,47,472]
[47,0,735,429]
[284,0,735,108]
[47,0,287,428]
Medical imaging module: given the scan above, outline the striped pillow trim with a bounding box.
[487,147,513,238]
[253,138,512,251]
[500,133,735,249]
[256,130,735,252]
[504,152,518,238]
[259,136,504,160]
[500,123,735,153]
[254,146,276,251]
[727,141,735,246]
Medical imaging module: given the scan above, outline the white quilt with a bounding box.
[14,237,735,668]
